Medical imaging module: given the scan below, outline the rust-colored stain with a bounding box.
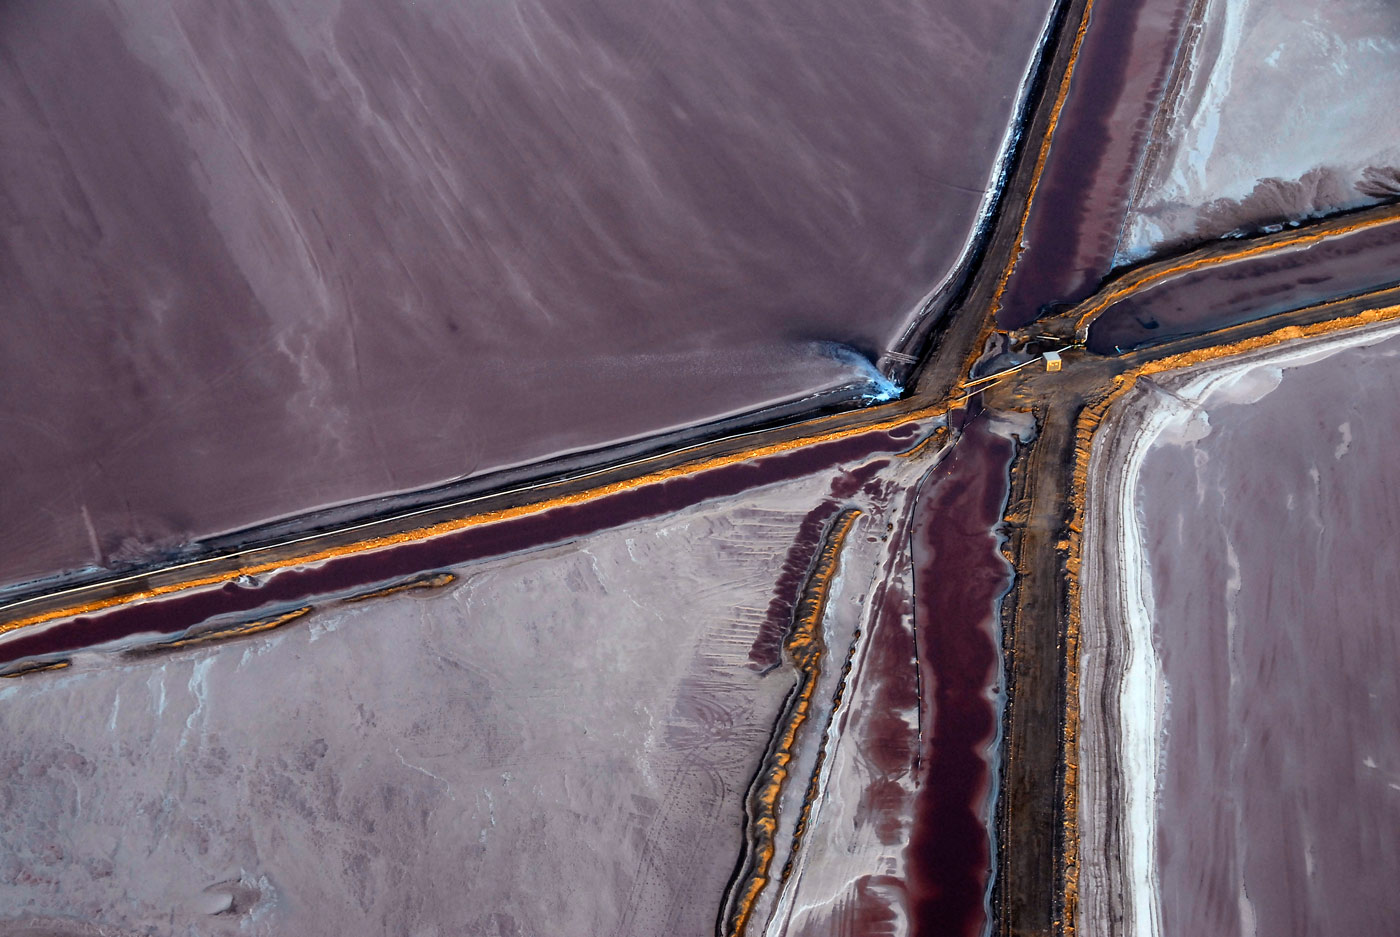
[1058,402,1103,937]
[3,7,1396,922]
[343,572,458,603]
[986,0,1099,324]
[0,657,72,679]
[1133,300,1400,377]
[133,606,313,654]
[954,0,1098,425]
[722,508,861,937]
[3,220,1393,937]
[780,596,864,890]
[896,423,951,461]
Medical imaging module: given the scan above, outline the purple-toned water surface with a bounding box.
[1134,331,1400,935]
[0,466,853,936]
[1086,215,1400,352]
[0,0,1054,590]
[0,423,921,664]
[747,460,888,672]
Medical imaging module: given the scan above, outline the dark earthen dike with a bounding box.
[0,425,921,666]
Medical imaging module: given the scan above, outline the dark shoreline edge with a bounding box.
[2,3,1102,935]
[882,0,1069,382]
[996,0,1202,329]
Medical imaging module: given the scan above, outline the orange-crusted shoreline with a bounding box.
[721,508,861,937]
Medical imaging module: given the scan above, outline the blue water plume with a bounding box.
[816,342,904,405]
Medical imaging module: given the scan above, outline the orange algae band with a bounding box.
[722,509,861,937]
[343,572,458,603]
[987,0,1099,321]
[0,658,72,679]
[958,0,1097,393]
[136,606,313,654]
[0,408,943,641]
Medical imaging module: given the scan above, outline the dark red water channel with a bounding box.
[906,410,1017,937]
[998,0,1196,328]
[1086,214,1400,353]
[839,575,923,936]
[0,424,922,665]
